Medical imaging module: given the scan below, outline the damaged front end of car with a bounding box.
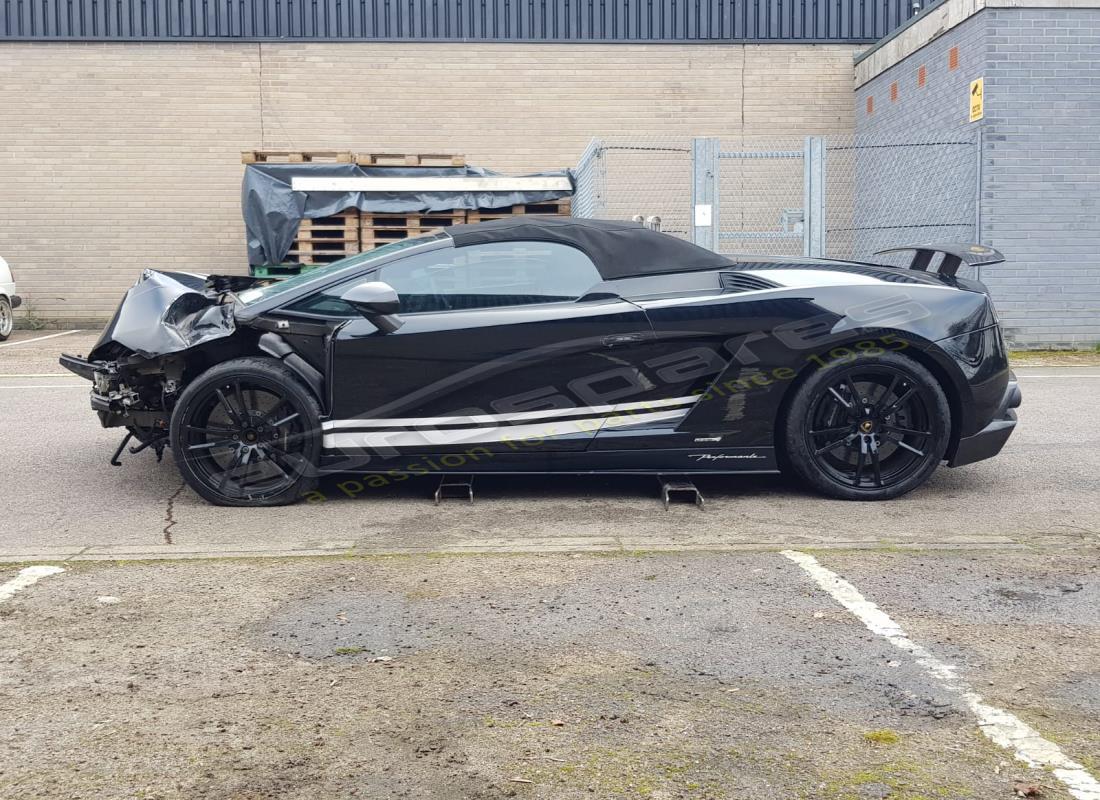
[59,269,272,464]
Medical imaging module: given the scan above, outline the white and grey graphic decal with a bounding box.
[321,395,699,451]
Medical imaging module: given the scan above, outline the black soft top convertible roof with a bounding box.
[445,216,733,280]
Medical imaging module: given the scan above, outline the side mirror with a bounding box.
[340,280,403,333]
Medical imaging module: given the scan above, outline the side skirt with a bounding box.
[316,446,777,475]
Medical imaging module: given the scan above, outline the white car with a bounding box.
[0,255,21,340]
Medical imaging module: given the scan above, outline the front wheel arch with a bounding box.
[169,355,322,507]
[170,331,328,414]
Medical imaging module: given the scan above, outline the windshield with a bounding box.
[237,233,446,305]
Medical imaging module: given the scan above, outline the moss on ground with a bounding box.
[818,759,972,800]
[514,746,723,799]
[863,729,902,746]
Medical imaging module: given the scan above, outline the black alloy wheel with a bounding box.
[784,352,950,500]
[170,357,321,506]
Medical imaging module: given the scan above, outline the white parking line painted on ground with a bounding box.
[0,330,81,349]
[781,550,1100,800]
[0,565,65,603]
[0,384,87,389]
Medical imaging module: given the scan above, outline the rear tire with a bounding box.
[170,356,321,507]
[783,352,950,501]
[0,296,12,341]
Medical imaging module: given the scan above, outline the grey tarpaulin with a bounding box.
[241,163,575,267]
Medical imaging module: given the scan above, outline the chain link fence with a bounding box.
[825,133,980,264]
[716,136,811,257]
[572,136,694,239]
[573,132,980,263]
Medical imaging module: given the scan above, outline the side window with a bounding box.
[285,241,601,317]
[283,289,360,317]
[379,241,601,313]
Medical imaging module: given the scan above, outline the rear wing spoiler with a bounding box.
[874,243,1004,278]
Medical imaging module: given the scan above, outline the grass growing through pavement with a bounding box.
[1009,349,1100,366]
[863,729,901,745]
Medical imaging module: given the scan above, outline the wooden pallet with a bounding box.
[242,150,354,164]
[465,198,572,224]
[360,210,466,249]
[264,195,575,264]
[355,152,467,168]
[287,210,360,264]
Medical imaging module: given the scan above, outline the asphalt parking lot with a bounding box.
[1,330,1098,560]
[1,550,1097,799]
[1,330,1098,799]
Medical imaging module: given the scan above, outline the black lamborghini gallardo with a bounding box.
[61,217,1020,506]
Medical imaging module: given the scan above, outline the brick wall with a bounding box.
[0,42,858,325]
[855,5,1100,348]
[0,44,261,326]
[855,14,985,139]
[981,8,1100,348]
[849,14,983,267]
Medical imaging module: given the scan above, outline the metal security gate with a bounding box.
[691,136,825,257]
[574,133,979,263]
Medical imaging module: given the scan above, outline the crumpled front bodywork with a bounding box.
[62,269,267,449]
[90,269,236,360]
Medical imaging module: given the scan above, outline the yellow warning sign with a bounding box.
[969,77,984,122]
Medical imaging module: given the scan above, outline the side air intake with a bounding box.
[719,272,782,293]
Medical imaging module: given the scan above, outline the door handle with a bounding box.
[602,332,647,348]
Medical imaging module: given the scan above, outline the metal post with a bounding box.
[692,137,720,252]
[803,136,825,258]
[974,128,983,243]
[974,128,983,281]
[572,138,606,219]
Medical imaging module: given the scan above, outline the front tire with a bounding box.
[169,357,321,507]
[783,352,950,501]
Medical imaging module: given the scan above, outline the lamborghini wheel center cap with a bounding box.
[859,420,875,433]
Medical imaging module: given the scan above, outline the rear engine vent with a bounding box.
[719,272,782,293]
[730,261,932,285]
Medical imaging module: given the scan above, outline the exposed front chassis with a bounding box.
[59,352,182,460]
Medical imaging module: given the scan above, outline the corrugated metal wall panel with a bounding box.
[0,0,923,40]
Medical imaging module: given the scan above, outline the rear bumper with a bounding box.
[947,374,1021,467]
[9,294,21,309]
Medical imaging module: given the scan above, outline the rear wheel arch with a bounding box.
[885,341,967,453]
[772,334,958,490]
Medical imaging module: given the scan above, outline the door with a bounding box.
[322,240,668,457]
